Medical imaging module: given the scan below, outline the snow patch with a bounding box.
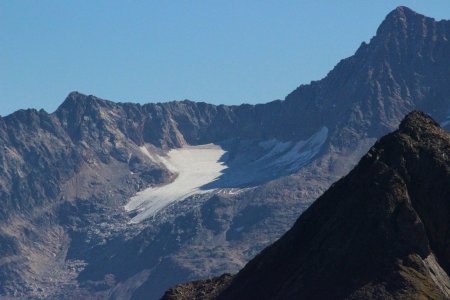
[139,146,177,172]
[441,116,450,128]
[139,146,156,162]
[257,140,292,162]
[269,127,328,171]
[126,144,227,223]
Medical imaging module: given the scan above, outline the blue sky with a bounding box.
[1,1,449,116]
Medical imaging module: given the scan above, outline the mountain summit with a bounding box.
[164,113,450,299]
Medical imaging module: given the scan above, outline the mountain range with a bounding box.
[0,6,449,299]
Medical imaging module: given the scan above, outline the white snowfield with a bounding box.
[125,127,328,223]
[125,144,227,223]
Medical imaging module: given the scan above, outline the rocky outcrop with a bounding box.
[161,274,232,300]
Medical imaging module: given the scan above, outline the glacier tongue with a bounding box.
[125,127,328,223]
[125,144,227,223]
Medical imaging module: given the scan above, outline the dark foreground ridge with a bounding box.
[162,111,450,299]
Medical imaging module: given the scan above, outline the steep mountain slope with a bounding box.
[0,6,449,299]
[164,112,450,300]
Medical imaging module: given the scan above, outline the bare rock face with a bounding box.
[0,6,450,300]
[165,112,450,300]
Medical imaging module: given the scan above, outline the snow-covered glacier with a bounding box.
[125,144,227,223]
[125,127,328,223]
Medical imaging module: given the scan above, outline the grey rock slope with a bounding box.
[0,6,449,299]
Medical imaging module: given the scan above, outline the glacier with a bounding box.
[125,127,328,223]
[125,144,226,223]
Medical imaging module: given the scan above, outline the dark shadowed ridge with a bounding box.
[219,111,450,300]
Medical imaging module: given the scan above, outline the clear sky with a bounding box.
[1,1,449,116]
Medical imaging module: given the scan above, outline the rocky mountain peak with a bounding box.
[54,92,120,143]
[376,6,419,36]
[58,91,89,110]
[387,6,417,21]
[284,6,450,147]
[66,90,86,101]
[398,111,441,135]
[57,91,111,113]
[58,92,126,124]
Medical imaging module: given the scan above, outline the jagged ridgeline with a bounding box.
[0,6,449,300]
[163,112,450,299]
